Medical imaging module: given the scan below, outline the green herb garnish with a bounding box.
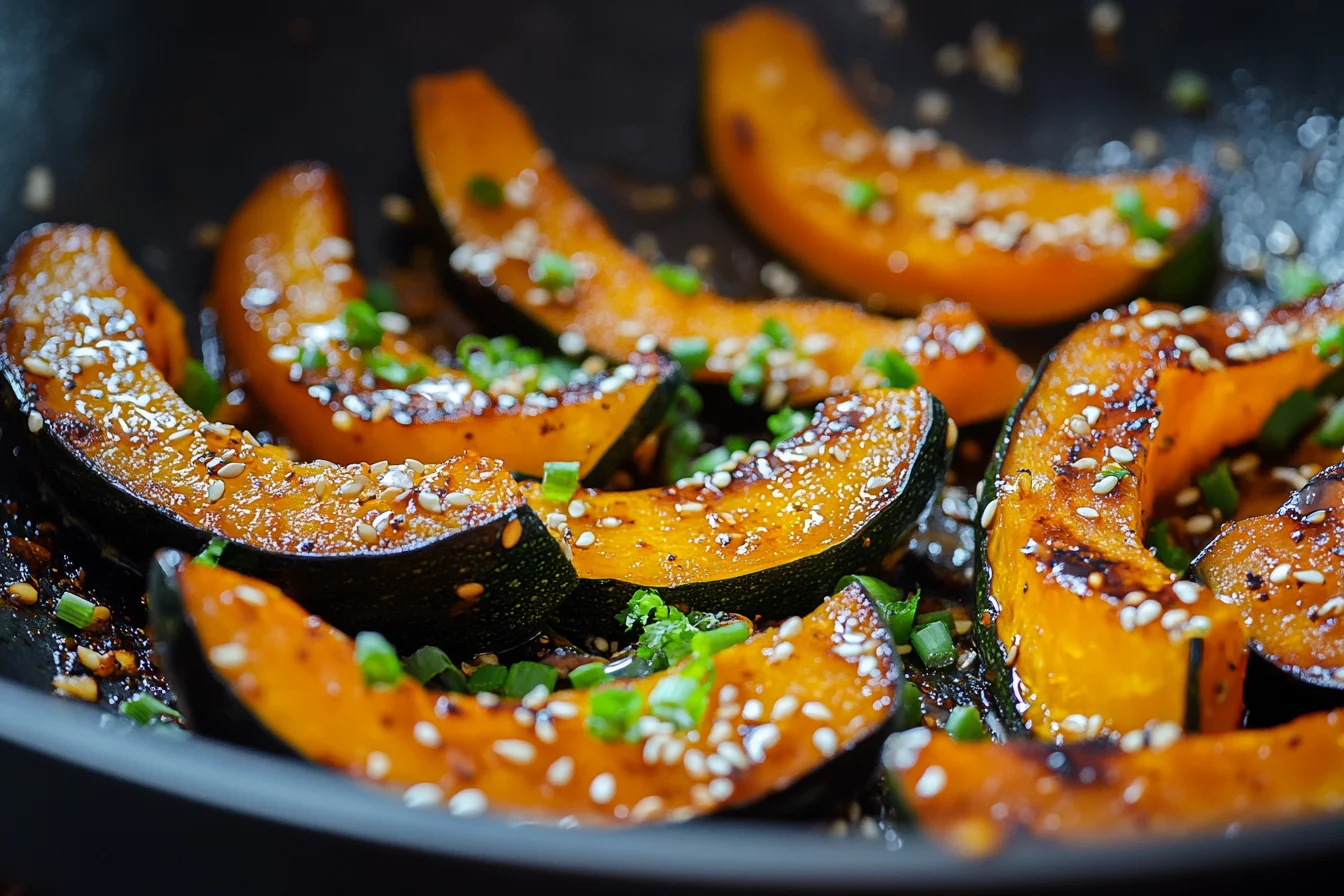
[530,250,576,290]
[466,663,508,695]
[194,537,228,567]
[861,348,919,389]
[842,178,881,215]
[55,592,96,629]
[569,661,611,689]
[911,620,955,668]
[120,694,181,725]
[541,460,581,503]
[466,175,504,208]
[946,705,986,741]
[1195,460,1239,518]
[367,349,427,387]
[363,280,398,314]
[1112,187,1171,242]
[1146,519,1192,574]
[342,300,384,349]
[1315,397,1344,447]
[1316,323,1344,363]
[354,632,402,687]
[1259,389,1320,452]
[180,359,222,416]
[653,263,703,296]
[766,407,809,445]
[894,680,924,731]
[620,589,726,672]
[298,343,328,371]
[668,337,710,372]
[585,688,644,742]
[403,646,465,691]
[760,317,794,350]
[836,575,918,644]
[728,361,764,405]
[1280,261,1326,303]
[503,661,559,698]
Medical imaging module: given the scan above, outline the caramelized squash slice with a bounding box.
[702,7,1214,325]
[412,70,1028,424]
[148,552,901,825]
[978,295,1344,741]
[1197,461,1344,689]
[1,226,575,651]
[212,163,679,482]
[885,712,1344,854]
[524,388,949,624]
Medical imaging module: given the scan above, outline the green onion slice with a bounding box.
[56,592,96,629]
[585,688,643,742]
[541,460,581,502]
[1146,519,1192,575]
[766,407,809,445]
[1195,460,1239,518]
[728,362,764,405]
[894,680,924,731]
[367,348,427,386]
[861,348,919,389]
[180,359,223,416]
[653,263,703,296]
[569,661,611,689]
[1316,397,1344,446]
[842,179,881,215]
[503,661,559,698]
[911,620,956,668]
[530,250,576,290]
[466,663,508,695]
[363,280,398,313]
[836,574,918,644]
[668,337,710,372]
[342,300,384,349]
[120,693,181,725]
[194,537,228,567]
[946,704,986,741]
[1259,389,1319,452]
[354,632,402,687]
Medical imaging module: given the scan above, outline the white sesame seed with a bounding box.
[448,788,488,817]
[214,462,247,479]
[706,753,733,777]
[1119,606,1137,631]
[707,777,735,802]
[857,655,878,677]
[778,616,803,639]
[1092,476,1119,495]
[22,356,54,378]
[493,739,537,765]
[1076,506,1100,519]
[1269,563,1292,584]
[206,480,226,503]
[1148,722,1182,750]
[1066,383,1090,397]
[475,691,500,708]
[1185,514,1214,535]
[741,699,763,721]
[403,783,444,808]
[1082,406,1102,425]
[356,523,378,545]
[913,765,947,798]
[574,531,596,548]
[708,719,735,745]
[418,491,443,514]
[683,749,708,780]
[208,643,247,669]
[1135,599,1163,627]
[1109,446,1134,463]
[710,471,733,489]
[1070,457,1098,470]
[546,756,574,787]
[1172,581,1200,605]
[27,410,43,433]
[1179,306,1210,324]
[1161,608,1191,630]
[979,497,999,529]
[769,641,794,663]
[445,491,472,507]
[546,700,578,719]
[1124,590,1146,605]
[522,684,551,710]
[1305,509,1328,524]
[1119,729,1146,753]
[717,741,750,770]
[365,751,390,780]
[1068,416,1092,437]
[770,695,799,721]
[801,701,832,721]
[1174,487,1201,507]
[413,721,442,747]
[812,727,838,757]
[864,476,892,493]
[1294,569,1326,584]
[1184,615,1211,638]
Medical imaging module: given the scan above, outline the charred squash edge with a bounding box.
[0,225,577,653]
[544,389,952,628]
[146,550,903,824]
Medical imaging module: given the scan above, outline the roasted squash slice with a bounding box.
[884,711,1344,854]
[1,226,575,651]
[412,70,1029,424]
[977,294,1344,741]
[212,163,679,482]
[1197,460,1344,689]
[702,7,1215,325]
[147,551,901,825]
[524,388,950,624]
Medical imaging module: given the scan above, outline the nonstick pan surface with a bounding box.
[2,0,1344,891]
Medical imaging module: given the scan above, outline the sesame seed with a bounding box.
[1082,406,1102,425]
[707,777,735,802]
[1092,476,1118,495]
[445,491,471,507]
[766,641,794,665]
[857,655,878,677]
[979,497,999,529]
[1172,581,1200,605]
[403,783,444,808]
[1174,487,1201,507]
[677,502,705,514]
[493,739,537,765]
[742,699,763,721]
[456,582,484,599]
[1161,608,1190,630]
[1148,722,1182,750]
[27,410,42,433]
[1124,591,1146,606]
[22,356,54,378]
[1179,306,1210,324]
[521,684,551,711]
[1067,416,1092,437]
[418,491,443,514]
[446,788,488,817]
[1135,599,1163,627]
[589,773,616,805]
[233,584,266,607]
[708,720,734,746]
[365,751,390,780]
[1294,569,1326,584]
[214,462,246,479]
[864,476,892,493]
[630,795,664,822]
[1109,446,1135,463]
[770,695,799,721]
[801,701,832,721]
[356,523,378,545]
[206,480,225,503]
[1315,598,1344,619]
[717,741,750,770]
[476,691,500,708]
[778,616,803,640]
[1070,458,1098,470]
[812,727,838,757]
[683,749,708,779]
[208,643,247,669]
[1076,506,1100,519]
[1119,606,1137,631]
[1119,729,1146,753]
[574,531,596,548]
[1185,514,1214,535]
[331,410,354,432]
[913,765,947,798]
[1066,383,1090,397]
[413,721,442,747]
[1269,563,1292,584]
[546,756,574,787]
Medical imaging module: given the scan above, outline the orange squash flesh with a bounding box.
[980,295,1344,742]
[523,387,949,621]
[212,163,678,480]
[411,70,1029,424]
[155,557,899,825]
[702,7,1213,325]
[1197,461,1344,689]
[885,712,1344,854]
[1,225,575,649]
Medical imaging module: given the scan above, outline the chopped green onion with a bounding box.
[653,263,703,296]
[1317,323,1344,363]
[691,445,731,474]
[728,361,764,405]
[946,705,986,741]
[585,687,643,742]
[668,337,710,372]
[1166,69,1210,114]
[354,632,402,687]
[1281,261,1326,303]
[298,343,328,371]
[530,250,576,290]
[503,661,559,698]
[842,178,881,215]
[466,174,504,208]
[120,693,181,725]
[569,661,611,689]
[914,609,954,631]
[194,537,228,567]
[911,620,956,668]
[648,673,712,730]
[1315,397,1344,446]
[1195,460,1239,518]
[1146,520,1192,575]
[694,621,750,655]
[1112,187,1171,242]
[766,407,809,445]
[465,663,508,695]
[1112,187,1145,220]
[894,680,924,731]
[180,359,222,416]
[342,300,384,349]
[367,349,427,387]
[403,646,454,685]
[540,460,581,502]
[363,280,398,314]
[861,348,919,389]
[760,317,794,350]
[1100,464,1132,481]
[836,574,918,644]
[56,592,96,629]
[1259,389,1319,451]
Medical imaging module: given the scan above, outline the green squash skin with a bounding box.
[2,368,578,655]
[972,339,1206,739]
[558,397,953,632]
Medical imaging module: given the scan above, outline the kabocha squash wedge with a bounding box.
[147,551,901,825]
[1196,461,1344,690]
[0,225,575,651]
[702,7,1215,325]
[412,70,1029,424]
[978,293,1344,742]
[884,711,1344,854]
[212,163,679,482]
[524,388,950,625]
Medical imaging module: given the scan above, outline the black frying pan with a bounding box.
[3,0,1344,891]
